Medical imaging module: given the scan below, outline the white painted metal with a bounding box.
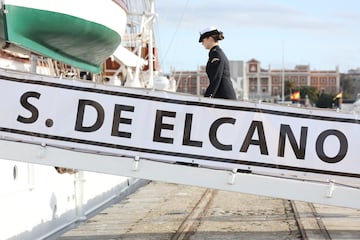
[0,156,136,240]
[1,139,359,209]
[113,45,147,68]
[1,67,359,211]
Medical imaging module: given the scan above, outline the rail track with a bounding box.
[168,189,333,240]
[290,200,331,239]
[59,182,360,240]
[168,188,334,240]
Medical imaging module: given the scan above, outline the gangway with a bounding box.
[0,68,360,209]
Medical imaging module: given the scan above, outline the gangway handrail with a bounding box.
[1,138,360,209]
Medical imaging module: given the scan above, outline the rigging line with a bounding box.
[159,0,190,68]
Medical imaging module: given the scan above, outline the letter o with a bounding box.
[316,130,348,163]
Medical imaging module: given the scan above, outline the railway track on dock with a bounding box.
[59,182,360,240]
[169,192,332,240]
[170,189,217,240]
[290,200,331,239]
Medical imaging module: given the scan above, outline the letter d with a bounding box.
[75,99,104,132]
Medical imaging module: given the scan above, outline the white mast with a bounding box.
[281,41,285,102]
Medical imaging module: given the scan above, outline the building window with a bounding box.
[273,87,279,96]
[249,64,257,72]
[261,78,268,86]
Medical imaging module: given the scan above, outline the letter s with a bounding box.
[17,91,41,124]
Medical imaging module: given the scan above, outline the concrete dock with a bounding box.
[58,181,360,240]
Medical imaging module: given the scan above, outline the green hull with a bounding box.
[1,5,122,73]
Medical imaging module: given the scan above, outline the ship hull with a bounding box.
[0,0,127,73]
[0,158,145,240]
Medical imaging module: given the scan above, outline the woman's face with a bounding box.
[202,37,214,49]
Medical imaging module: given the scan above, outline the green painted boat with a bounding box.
[0,0,127,73]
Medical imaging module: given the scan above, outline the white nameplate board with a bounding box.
[0,70,359,182]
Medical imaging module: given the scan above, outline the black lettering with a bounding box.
[182,113,203,147]
[111,104,134,138]
[75,99,104,132]
[17,91,40,124]
[316,129,348,163]
[153,110,175,144]
[240,120,268,155]
[278,124,308,159]
[209,117,235,151]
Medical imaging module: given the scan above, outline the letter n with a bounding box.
[277,124,308,159]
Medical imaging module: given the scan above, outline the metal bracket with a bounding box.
[326,180,335,198]
[227,168,237,185]
[132,155,140,171]
[37,143,47,159]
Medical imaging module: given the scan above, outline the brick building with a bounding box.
[171,59,340,101]
[171,67,208,96]
[246,59,340,101]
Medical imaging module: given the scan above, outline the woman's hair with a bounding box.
[210,31,225,42]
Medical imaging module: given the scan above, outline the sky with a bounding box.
[153,0,360,74]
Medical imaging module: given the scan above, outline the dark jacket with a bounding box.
[204,45,236,100]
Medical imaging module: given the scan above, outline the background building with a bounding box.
[171,59,341,102]
[341,68,360,100]
[171,67,208,96]
[245,59,340,101]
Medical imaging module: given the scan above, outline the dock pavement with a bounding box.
[58,181,360,240]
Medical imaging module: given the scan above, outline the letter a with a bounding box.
[240,121,268,155]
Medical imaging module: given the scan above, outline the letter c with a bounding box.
[209,117,235,151]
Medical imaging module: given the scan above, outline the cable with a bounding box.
[157,0,190,68]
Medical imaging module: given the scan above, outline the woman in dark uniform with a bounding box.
[199,26,237,100]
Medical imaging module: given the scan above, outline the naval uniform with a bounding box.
[204,45,236,99]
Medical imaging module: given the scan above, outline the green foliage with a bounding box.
[300,86,318,104]
[282,79,348,107]
[316,93,333,108]
[340,73,360,100]
[284,80,319,105]
[284,80,297,96]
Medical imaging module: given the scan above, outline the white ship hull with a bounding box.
[1,0,128,73]
[0,158,145,239]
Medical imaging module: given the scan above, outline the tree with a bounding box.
[340,73,356,100]
[300,86,318,105]
[285,80,297,97]
[284,80,318,105]
[316,93,333,108]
